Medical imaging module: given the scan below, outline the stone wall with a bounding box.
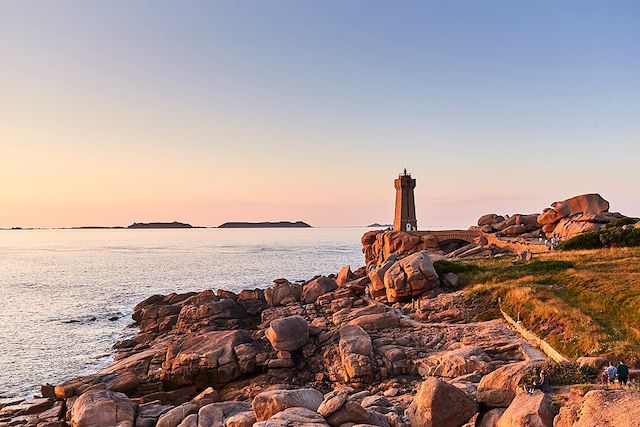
[500,306,568,364]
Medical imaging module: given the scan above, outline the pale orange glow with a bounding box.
[1,2,639,228]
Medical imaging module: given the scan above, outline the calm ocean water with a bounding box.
[0,228,367,399]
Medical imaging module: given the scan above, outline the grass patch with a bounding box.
[511,260,575,274]
[452,247,640,364]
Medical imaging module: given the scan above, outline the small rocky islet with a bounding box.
[2,194,640,427]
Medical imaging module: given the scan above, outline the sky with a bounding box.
[1,1,639,228]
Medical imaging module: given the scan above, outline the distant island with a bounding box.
[218,221,311,228]
[367,223,392,228]
[127,221,196,229]
[69,226,125,229]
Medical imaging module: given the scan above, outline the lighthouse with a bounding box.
[393,169,417,232]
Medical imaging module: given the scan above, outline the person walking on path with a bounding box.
[617,360,629,386]
[605,361,618,385]
[601,368,609,385]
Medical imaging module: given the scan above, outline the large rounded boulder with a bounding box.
[478,214,505,227]
[368,255,398,301]
[419,346,492,378]
[337,325,375,382]
[264,279,302,306]
[497,392,554,427]
[562,389,640,427]
[406,377,478,427]
[537,193,611,238]
[265,315,310,352]
[301,276,338,303]
[477,360,540,408]
[383,250,439,302]
[252,388,324,421]
[161,330,253,388]
[71,390,136,427]
[265,407,329,426]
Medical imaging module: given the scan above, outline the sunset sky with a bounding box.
[1,1,639,228]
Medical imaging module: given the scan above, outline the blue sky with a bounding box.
[1,1,639,227]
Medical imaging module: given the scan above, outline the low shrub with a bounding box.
[620,229,640,246]
[599,227,626,247]
[579,364,600,383]
[557,232,602,251]
[558,228,640,251]
[520,361,597,387]
[548,361,599,385]
[606,217,638,228]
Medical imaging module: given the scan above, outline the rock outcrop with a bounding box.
[252,388,324,421]
[264,279,301,306]
[553,389,640,427]
[196,401,254,426]
[362,230,504,266]
[5,241,585,427]
[476,193,630,240]
[418,346,492,378]
[538,194,609,225]
[337,325,375,383]
[71,390,136,427]
[537,193,623,239]
[336,265,355,286]
[383,251,439,303]
[302,277,338,303]
[362,231,439,268]
[265,315,309,352]
[474,213,541,237]
[366,250,440,302]
[496,392,554,427]
[260,406,329,426]
[477,360,540,407]
[406,377,478,427]
[161,329,253,388]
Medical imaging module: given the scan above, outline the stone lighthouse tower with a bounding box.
[393,169,417,232]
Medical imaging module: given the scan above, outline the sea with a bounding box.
[0,227,368,399]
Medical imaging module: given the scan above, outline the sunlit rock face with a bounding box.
[476,193,630,240]
[362,230,439,268]
[537,193,623,238]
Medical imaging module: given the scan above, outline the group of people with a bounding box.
[525,360,631,395]
[525,368,551,394]
[601,360,630,386]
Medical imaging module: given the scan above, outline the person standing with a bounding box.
[536,369,551,392]
[605,361,618,385]
[617,360,629,386]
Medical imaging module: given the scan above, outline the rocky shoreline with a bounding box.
[2,231,639,427]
